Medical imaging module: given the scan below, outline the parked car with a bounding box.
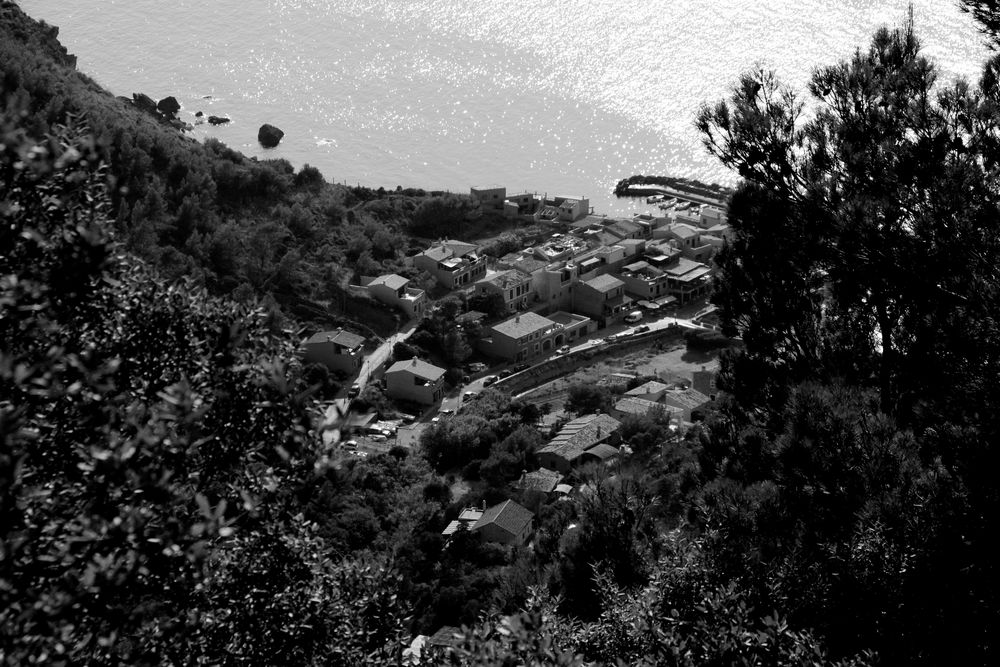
[463,391,479,400]
[483,375,498,386]
[634,325,650,333]
[498,369,513,379]
[466,362,488,373]
[439,408,455,416]
[348,382,361,398]
[513,363,530,372]
[370,434,387,443]
[342,440,358,450]
[624,310,643,324]
[556,345,571,355]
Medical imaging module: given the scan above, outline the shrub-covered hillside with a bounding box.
[0,2,497,334]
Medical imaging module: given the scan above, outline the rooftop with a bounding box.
[584,443,620,461]
[386,358,446,382]
[667,223,700,240]
[547,311,590,328]
[480,269,531,289]
[614,396,667,417]
[662,387,713,411]
[663,258,712,282]
[626,380,671,397]
[368,273,409,290]
[471,499,533,536]
[515,468,563,493]
[538,413,622,462]
[305,328,365,349]
[581,274,625,293]
[492,312,557,339]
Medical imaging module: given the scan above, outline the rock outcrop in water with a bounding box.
[258,123,284,148]
[157,96,180,116]
[207,115,231,125]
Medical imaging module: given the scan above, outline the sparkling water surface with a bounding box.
[19,0,989,214]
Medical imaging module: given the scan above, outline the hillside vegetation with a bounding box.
[4,2,1000,665]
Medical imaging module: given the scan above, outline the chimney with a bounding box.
[412,357,417,366]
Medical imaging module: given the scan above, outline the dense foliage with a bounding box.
[6,2,1000,664]
[694,16,1000,664]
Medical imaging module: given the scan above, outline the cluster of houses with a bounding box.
[302,185,727,407]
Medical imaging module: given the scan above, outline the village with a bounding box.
[303,186,730,486]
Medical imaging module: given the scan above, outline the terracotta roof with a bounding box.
[667,223,699,240]
[538,413,621,462]
[662,387,712,411]
[625,380,671,397]
[386,358,446,382]
[471,499,533,537]
[480,269,531,289]
[305,329,365,349]
[614,396,665,417]
[515,468,563,493]
[584,443,620,460]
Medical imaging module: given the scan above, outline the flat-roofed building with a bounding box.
[470,185,506,210]
[617,260,672,301]
[302,328,366,373]
[413,239,487,289]
[546,311,594,344]
[385,358,446,405]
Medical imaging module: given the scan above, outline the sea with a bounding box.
[18,0,991,215]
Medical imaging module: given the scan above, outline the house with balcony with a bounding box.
[385,358,446,405]
[301,328,366,374]
[663,257,713,305]
[470,185,506,210]
[573,274,632,326]
[474,269,535,313]
[364,273,428,319]
[479,312,567,362]
[616,260,672,301]
[412,239,487,289]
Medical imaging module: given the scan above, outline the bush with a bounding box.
[684,328,732,351]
